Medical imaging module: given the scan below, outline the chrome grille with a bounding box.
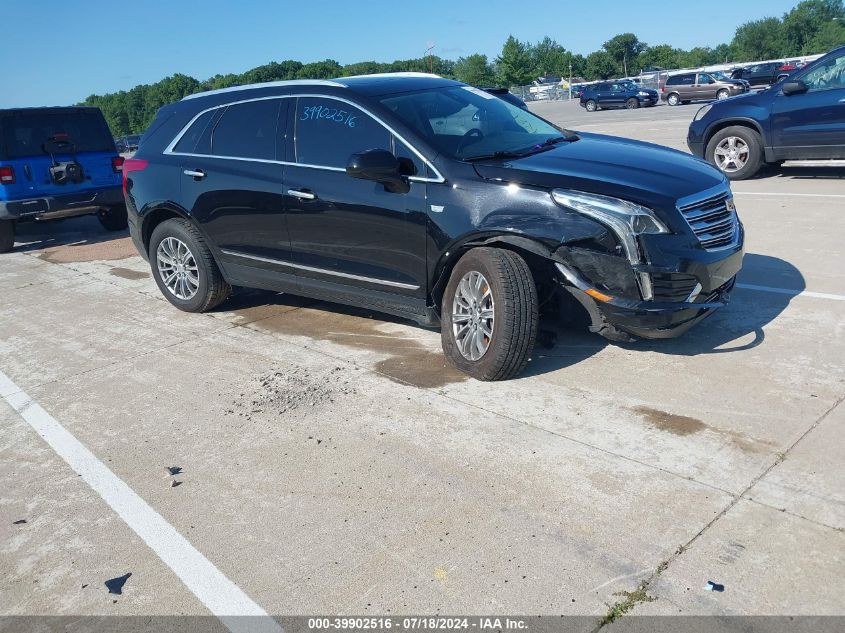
[678,191,738,250]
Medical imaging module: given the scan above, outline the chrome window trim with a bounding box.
[163,93,445,183]
[220,249,420,290]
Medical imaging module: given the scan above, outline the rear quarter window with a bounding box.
[667,74,695,86]
[0,109,114,159]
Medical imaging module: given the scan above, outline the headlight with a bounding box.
[694,105,712,121]
[551,189,668,265]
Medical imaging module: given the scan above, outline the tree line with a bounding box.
[84,0,844,135]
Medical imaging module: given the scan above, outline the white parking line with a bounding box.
[736,283,845,301]
[733,191,845,199]
[0,369,282,633]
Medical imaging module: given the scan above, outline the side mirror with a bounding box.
[781,80,807,96]
[346,149,409,194]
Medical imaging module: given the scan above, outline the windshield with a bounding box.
[711,72,732,81]
[379,86,563,161]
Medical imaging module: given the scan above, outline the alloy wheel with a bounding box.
[714,136,750,173]
[156,237,199,300]
[451,270,495,361]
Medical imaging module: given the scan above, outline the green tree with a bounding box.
[296,59,343,79]
[532,36,568,77]
[496,35,535,86]
[603,33,646,76]
[453,54,496,86]
[809,19,845,50]
[783,0,845,54]
[584,51,618,79]
[342,61,391,76]
[637,44,681,70]
[732,17,787,60]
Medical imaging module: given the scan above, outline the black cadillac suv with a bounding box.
[125,73,744,380]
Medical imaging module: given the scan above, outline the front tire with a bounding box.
[716,89,730,100]
[0,219,14,253]
[585,99,597,112]
[706,125,763,180]
[98,205,128,231]
[149,218,231,312]
[625,98,639,109]
[666,93,680,106]
[441,248,538,381]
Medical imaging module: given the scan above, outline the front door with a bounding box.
[771,49,845,160]
[283,96,428,299]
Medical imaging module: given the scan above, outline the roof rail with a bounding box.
[182,79,344,101]
[340,71,443,80]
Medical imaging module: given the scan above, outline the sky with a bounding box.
[0,0,802,108]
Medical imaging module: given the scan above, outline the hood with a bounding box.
[472,132,726,208]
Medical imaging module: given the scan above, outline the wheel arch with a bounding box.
[703,118,766,153]
[139,203,193,256]
[430,233,558,311]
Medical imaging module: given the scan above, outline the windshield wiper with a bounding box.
[538,132,579,147]
[463,150,530,162]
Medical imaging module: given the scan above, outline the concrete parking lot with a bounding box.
[1,99,843,627]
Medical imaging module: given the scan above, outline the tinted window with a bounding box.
[668,74,695,86]
[698,74,715,84]
[596,83,610,91]
[0,110,114,159]
[173,109,216,153]
[295,97,390,168]
[393,136,422,177]
[212,99,280,160]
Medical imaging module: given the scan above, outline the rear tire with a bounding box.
[149,218,231,312]
[666,93,680,106]
[441,248,538,381]
[626,98,639,109]
[585,99,597,112]
[0,220,14,253]
[98,204,128,231]
[705,125,763,180]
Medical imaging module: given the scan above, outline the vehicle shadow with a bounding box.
[12,215,129,255]
[215,253,800,380]
[758,164,845,180]
[524,253,802,376]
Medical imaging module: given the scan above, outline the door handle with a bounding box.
[183,169,206,179]
[287,189,316,200]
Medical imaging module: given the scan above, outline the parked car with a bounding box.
[662,72,749,105]
[579,81,659,111]
[482,87,528,109]
[688,45,845,179]
[115,134,142,153]
[730,62,786,87]
[125,73,743,380]
[0,106,127,252]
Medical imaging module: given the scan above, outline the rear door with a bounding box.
[176,98,294,266]
[0,109,120,202]
[771,49,845,159]
[283,95,428,298]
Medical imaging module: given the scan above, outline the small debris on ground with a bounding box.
[170,480,182,488]
[12,519,27,525]
[165,466,182,476]
[704,581,725,592]
[229,365,356,422]
[105,572,132,595]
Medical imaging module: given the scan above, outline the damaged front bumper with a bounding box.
[554,245,742,340]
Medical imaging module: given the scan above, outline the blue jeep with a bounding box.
[0,107,126,253]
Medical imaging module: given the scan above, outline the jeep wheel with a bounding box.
[716,89,730,100]
[625,98,639,109]
[441,248,538,381]
[0,220,14,253]
[706,125,763,180]
[149,218,231,312]
[666,93,680,106]
[98,205,128,231]
[585,99,597,112]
